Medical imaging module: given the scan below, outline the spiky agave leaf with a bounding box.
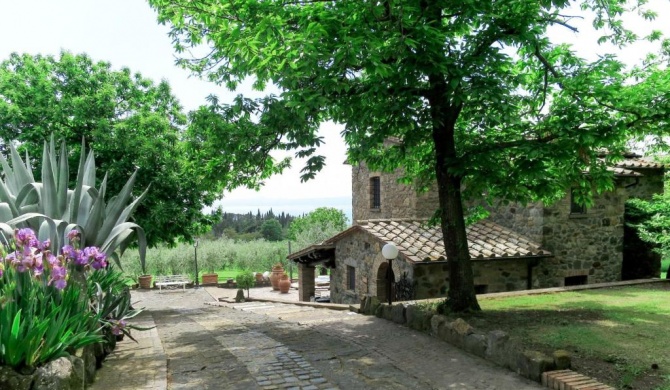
[0,136,147,272]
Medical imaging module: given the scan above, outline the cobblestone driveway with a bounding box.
[92,288,543,390]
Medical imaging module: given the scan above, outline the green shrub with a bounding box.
[236,272,256,298]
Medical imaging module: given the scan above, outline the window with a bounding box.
[564,275,588,286]
[570,188,586,214]
[347,265,356,290]
[370,176,381,209]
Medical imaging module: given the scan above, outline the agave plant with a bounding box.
[0,135,147,272]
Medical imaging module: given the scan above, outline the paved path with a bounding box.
[91,288,543,390]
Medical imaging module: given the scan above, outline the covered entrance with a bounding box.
[287,244,335,301]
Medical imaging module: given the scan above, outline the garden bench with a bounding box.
[154,275,190,292]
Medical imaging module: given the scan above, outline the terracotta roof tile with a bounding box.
[325,219,550,262]
[607,167,643,177]
[614,158,664,169]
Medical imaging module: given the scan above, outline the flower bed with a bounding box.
[0,228,146,389]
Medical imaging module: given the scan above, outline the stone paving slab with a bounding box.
[92,288,543,390]
[90,312,167,390]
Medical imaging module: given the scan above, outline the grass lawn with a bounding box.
[129,268,280,284]
[210,269,244,281]
[449,283,670,390]
[198,268,296,283]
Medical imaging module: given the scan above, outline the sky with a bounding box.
[0,0,352,219]
[0,1,668,222]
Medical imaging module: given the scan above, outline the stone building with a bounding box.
[289,154,664,304]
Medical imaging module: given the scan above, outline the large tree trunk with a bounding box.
[429,76,481,312]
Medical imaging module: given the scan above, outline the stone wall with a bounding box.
[413,259,532,299]
[625,169,664,201]
[485,201,544,244]
[537,185,628,288]
[330,230,413,304]
[414,183,440,219]
[472,260,532,292]
[413,263,449,299]
[351,163,439,222]
[349,164,664,295]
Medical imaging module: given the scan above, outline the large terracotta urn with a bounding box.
[270,264,284,290]
[278,273,291,294]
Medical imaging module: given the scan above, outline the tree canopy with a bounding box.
[261,219,284,241]
[287,207,349,243]
[150,0,670,311]
[0,52,219,247]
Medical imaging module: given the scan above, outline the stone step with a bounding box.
[295,313,363,326]
[256,306,317,316]
[234,304,277,310]
[541,370,615,390]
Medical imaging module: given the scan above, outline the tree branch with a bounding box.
[539,17,580,33]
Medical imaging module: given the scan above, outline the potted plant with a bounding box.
[200,245,219,285]
[138,268,152,289]
[137,248,153,289]
[236,271,256,298]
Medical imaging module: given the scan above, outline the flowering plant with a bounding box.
[1,228,107,291]
[89,268,150,342]
[0,228,108,370]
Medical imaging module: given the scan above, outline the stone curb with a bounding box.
[207,297,353,311]
[352,279,670,387]
[360,298,569,384]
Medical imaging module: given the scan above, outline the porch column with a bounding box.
[298,263,316,302]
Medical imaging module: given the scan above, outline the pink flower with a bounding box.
[46,253,59,267]
[6,252,17,266]
[61,245,84,265]
[37,239,51,252]
[82,247,107,269]
[15,228,37,248]
[110,319,127,336]
[67,229,80,242]
[53,278,67,290]
[48,264,67,290]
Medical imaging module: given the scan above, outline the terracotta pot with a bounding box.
[202,273,219,286]
[138,275,152,289]
[278,273,291,294]
[270,264,284,290]
[255,272,264,282]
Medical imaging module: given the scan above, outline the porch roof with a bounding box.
[288,219,551,265]
[287,244,336,266]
